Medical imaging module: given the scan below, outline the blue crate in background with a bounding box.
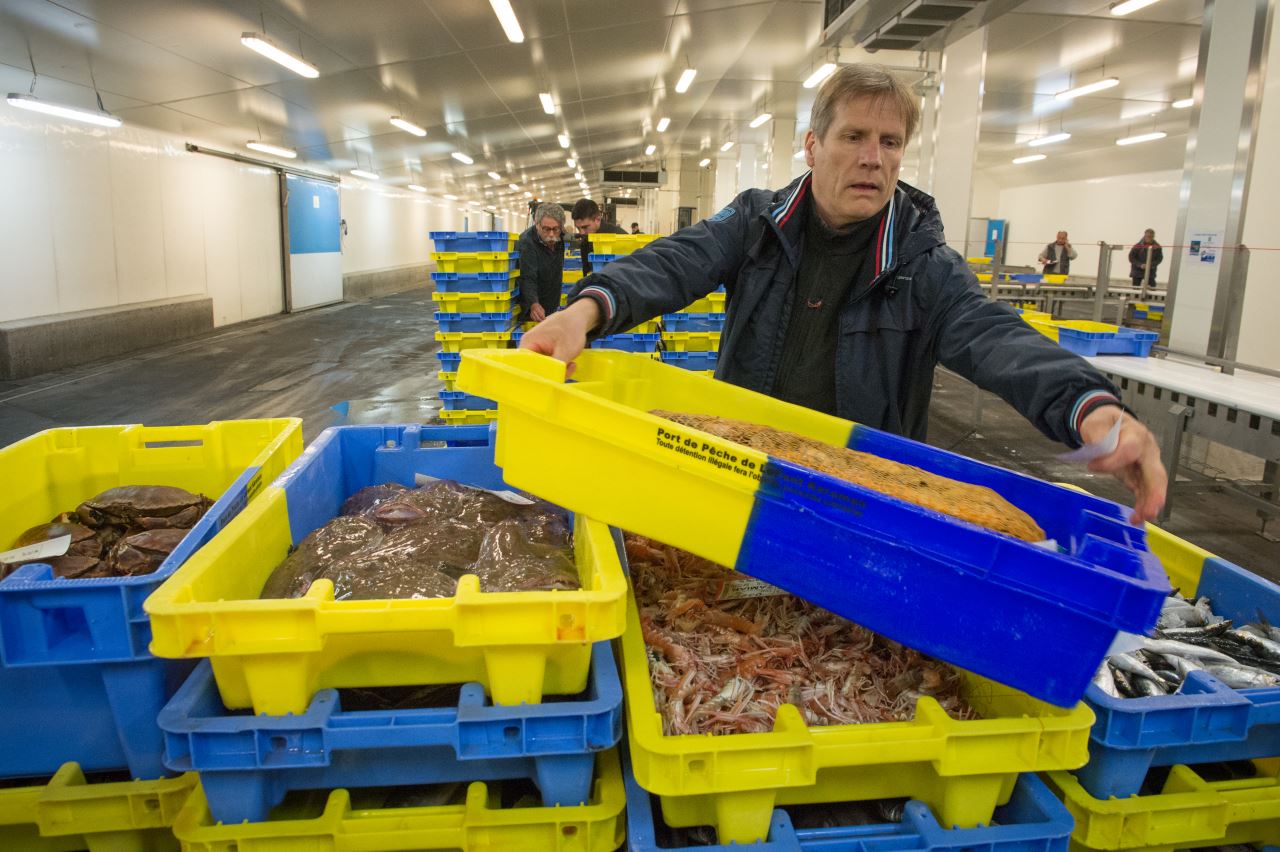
[1078,556,1280,799]
[622,744,1072,852]
[437,351,463,373]
[434,310,517,333]
[564,256,583,271]
[588,254,623,266]
[591,333,661,353]
[661,313,726,333]
[1057,327,1157,357]
[659,351,718,371]
[430,272,518,294]
[429,231,515,253]
[159,643,622,824]
[1009,273,1043,284]
[439,390,498,411]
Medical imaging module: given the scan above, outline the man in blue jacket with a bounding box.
[523,64,1166,523]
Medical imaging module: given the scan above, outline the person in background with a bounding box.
[1128,229,1163,289]
[515,202,566,323]
[630,222,641,234]
[1038,231,1077,275]
[523,63,1167,523]
[571,198,628,276]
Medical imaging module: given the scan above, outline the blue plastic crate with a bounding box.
[434,310,517,333]
[1009,273,1043,284]
[588,253,623,266]
[437,351,463,373]
[1057,327,1158,357]
[430,271,518,294]
[1078,555,1280,799]
[429,231,514,253]
[564,256,583,271]
[591,333,661,353]
[159,642,622,823]
[435,424,493,448]
[661,313,726,333]
[622,744,1072,852]
[439,390,498,411]
[659,351,718,371]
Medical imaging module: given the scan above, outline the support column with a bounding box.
[737,144,760,193]
[931,27,987,253]
[657,156,683,235]
[766,118,799,188]
[712,151,739,211]
[1167,0,1271,357]
[913,54,942,192]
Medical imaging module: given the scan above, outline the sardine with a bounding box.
[1142,637,1238,664]
[1135,676,1167,697]
[1194,596,1220,625]
[1163,654,1204,680]
[1234,626,1280,661]
[1204,663,1280,690]
[1092,663,1120,698]
[1159,621,1233,639]
[1111,666,1137,697]
[1111,652,1162,685]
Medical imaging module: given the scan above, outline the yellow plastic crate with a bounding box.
[660,331,721,353]
[144,468,628,716]
[677,291,727,314]
[1143,522,1214,599]
[1029,320,1060,341]
[1020,310,1053,324]
[438,409,499,426]
[434,331,513,353]
[431,292,516,313]
[625,320,661,334]
[1046,760,1280,852]
[438,371,460,392]
[618,588,1091,844]
[0,762,197,851]
[976,272,993,282]
[588,234,659,255]
[432,252,516,274]
[1043,274,1068,284]
[968,257,992,265]
[563,269,583,285]
[172,749,626,852]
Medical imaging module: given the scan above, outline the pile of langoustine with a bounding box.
[625,535,978,736]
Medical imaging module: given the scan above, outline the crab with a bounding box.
[76,485,212,530]
[1,519,105,580]
[108,528,189,576]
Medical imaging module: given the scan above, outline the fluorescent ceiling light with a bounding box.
[803,62,838,89]
[443,193,458,200]
[524,191,533,197]
[749,112,772,128]
[1116,131,1167,146]
[575,171,584,180]
[488,0,525,43]
[539,92,555,114]
[389,116,427,136]
[487,171,502,180]
[1055,77,1119,100]
[656,116,670,133]
[1172,97,1193,109]
[245,140,297,158]
[1028,132,1071,147]
[1012,154,1046,164]
[350,168,380,179]
[408,184,427,193]
[6,92,122,127]
[1111,0,1162,15]
[557,134,570,148]
[720,141,734,152]
[451,151,474,164]
[644,144,656,155]
[566,158,575,168]
[240,33,319,78]
[675,68,697,93]
[698,158,710,167]
[793,149,805,159]
[508,183,520,190]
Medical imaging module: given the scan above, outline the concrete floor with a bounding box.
[2,289,1275,582]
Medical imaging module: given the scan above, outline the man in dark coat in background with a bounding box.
[1128,229,1164,288]
[571,198,627,276]
[515,202,566,323]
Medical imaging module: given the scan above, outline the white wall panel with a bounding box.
[0,116,58,321]
[109,127,167,306]
[202,170,243,327]
[46,124,119,313]
[340,181,463,274]
[158,140,208,300]
[237,166,284,320]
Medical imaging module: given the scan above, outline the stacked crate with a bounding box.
[142,423,629,849]
[660,285,726,374]
[579,234,665,355]
[430,231,519,425]
[0,419,302,850]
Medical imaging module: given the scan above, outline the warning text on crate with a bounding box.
[655,426,763,483]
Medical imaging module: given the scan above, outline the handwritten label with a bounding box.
[0,534,71,565]
[717,576,787,600]
[653,426,763,483]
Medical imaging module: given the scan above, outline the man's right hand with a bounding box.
[519,299,601,378]
[528,303,547,322]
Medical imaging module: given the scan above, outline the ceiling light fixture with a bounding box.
[451,151,474,164]
[566,158,575,168]
[656,116,670,132]
[749,112,772,128]
[1054,77,1119,100]
[803,62,838,89]
[350,168,380,180]
[524,191,533,197]
[675,68,697,93]
[389,116,427,136]
[443,193,458,200]
[508,183,520,190]
[1172,97,1194,109]
[557,134,570,148]
[1111,0,1162,15]
[699,157,710,167]
[240,32,319,78]
[487,0,525,43]
[6,92,122,127]
[245,140,297,158]
[720,141,734,152]
[644,143,656,155]
[408,184,427,193]
[1028,131,1071,147]
[793,149,805,159]
[1116,130,1167,146]
[487,171,502,180]
[539,92,555,114]
[1012,154,1046,164]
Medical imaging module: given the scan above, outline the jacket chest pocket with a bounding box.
[840,295,925,335]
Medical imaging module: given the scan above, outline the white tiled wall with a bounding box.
[339,180,468,274]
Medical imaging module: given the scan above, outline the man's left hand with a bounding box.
[1078,407,1167,524]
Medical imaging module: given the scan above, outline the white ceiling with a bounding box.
[0,0,1205,201]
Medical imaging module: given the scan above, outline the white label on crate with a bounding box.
[313,195,320,208]
[414,473,536,505]
[0,534,71,565]
[717,576,788,600]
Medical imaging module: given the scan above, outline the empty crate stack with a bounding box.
[577,233,663,354]
[661,286,726,373]
[430,231,519,424]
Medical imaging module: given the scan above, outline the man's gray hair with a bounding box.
[534,202,566,228]
[810,63,920,142]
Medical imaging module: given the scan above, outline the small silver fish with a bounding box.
[1092,663,1120,698]
[1142,638,1238,665]
[1204,663,1280,690]
[1135,676,1167,697]
[1163,654,1204,680]
[1111,652,1163,685]
[1234,626,1280,661]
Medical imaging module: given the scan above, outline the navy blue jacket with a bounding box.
[569,173,1118,447]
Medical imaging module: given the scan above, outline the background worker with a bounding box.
[630,222,641,234]
[571,198,628,276]
[1128,229,1164,289]
[521,64,1167,524]
[1038,231,1077,275]
[515,202,566,323]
